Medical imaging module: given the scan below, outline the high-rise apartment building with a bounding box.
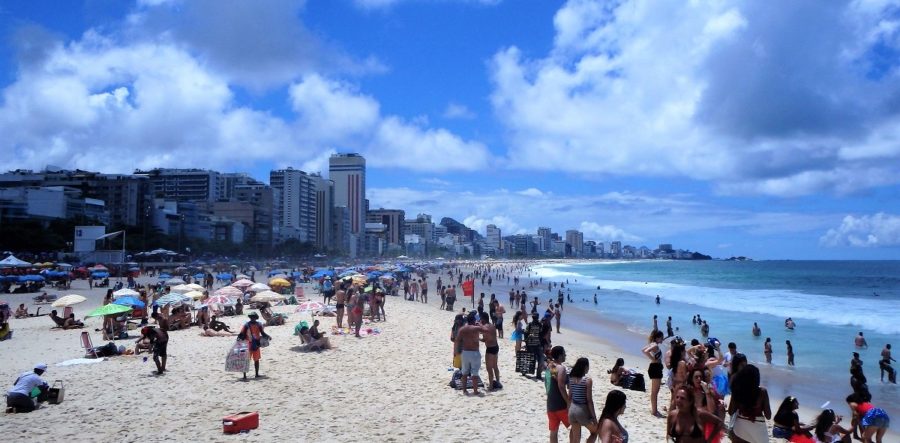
[270,168,318,243]
[329,153,366,254]
[486,224,501,250]
[314,177,334,251]
[537,227,552,252]
[135,168,223,203]
[565,229,584,257]
[367,209,405,246]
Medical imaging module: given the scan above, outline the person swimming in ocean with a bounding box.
[785,317,796,330]
[855,332,868,349]
[752,322,761,337]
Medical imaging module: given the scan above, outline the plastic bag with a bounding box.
[225,341,250,373]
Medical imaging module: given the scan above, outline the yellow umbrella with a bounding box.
[268,277,290,287]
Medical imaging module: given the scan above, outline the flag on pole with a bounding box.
[462,279,475,297]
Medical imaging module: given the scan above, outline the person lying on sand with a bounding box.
[200,324,237,337]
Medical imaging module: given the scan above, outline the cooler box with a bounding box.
[48,380,65,404]
[223,411,259,434]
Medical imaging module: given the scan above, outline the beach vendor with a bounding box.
[237,312,271,379]
[6,363,49,413]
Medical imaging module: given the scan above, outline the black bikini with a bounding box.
[669,419,703,442]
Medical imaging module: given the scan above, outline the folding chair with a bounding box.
[81,331,98,358]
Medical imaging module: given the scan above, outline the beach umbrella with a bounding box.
[294,300,325,314]
[250,291,286,303]
[268,277,290,287]
[366,271,383,280]
[203,294,236,306]
[214,286,243,297]
[85,303,132,318]
[113,288,140,297]
[165,277,186,286]
[158,273,172,279]
[18,275,46,282]
[351,275,367,285]
[338,270,359,278]
[170,284,192,293]
[231,278,254,288]
[185,283,204,291]
[90,271,109,279]
[184,290,206,300]
[154,293,190,307]
[89,264,108,271]
[51,294,87,308]
[113,296,145,308]
[193,273,205,279]
[0,255,32,268]
[249,283,270,292]
[216,273,233,281]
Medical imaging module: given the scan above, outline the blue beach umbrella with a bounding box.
[194,273,205,279]
[18,275,45,282]
[91,271,109,279]
[216,273,233,280]
[113,296,146,309]
[158,273,172,280]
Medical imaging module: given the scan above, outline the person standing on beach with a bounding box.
[139,325,168,375]
[728,364,771,443]
[642,330,665,418]
[554,303,561,334]
[334,283,346,329]
[237,312,271,379]
[420,278,428,304]
[455,311,488,395]
[786,340,795,366]
[764,338,773,364]
[525,314,545,379]
[855,332,868,348]
[546,346,570,443]
[666,316,674,338]
[481,315,501,390]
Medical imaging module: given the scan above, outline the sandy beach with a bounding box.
[1,265,671,442]
[4,262,895,442]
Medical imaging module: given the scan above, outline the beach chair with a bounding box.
[81,331,98,358]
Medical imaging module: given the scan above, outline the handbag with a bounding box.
[260,336,270,348]
[225,341,250,373]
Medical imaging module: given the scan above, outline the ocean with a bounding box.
[531,260,900,421]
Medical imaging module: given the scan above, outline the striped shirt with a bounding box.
[569,376,590,404]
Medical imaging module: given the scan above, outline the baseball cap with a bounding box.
[35,363,48,371]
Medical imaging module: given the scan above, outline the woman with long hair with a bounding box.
[568,357,600,442]
[846,392,890,443]
[642,329,666,417]
[598,389,628,443]
[668,385,723,442]
[812,408,852,443]
[667,337,688,410]
[728,364,771,443]
[772,396,815,443]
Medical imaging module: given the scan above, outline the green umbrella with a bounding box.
[85,303,133,318]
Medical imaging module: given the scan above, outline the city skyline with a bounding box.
[1,1,899,259]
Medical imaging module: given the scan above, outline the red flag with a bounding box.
[462,279,475,297]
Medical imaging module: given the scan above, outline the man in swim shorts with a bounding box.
[454,311,489,395]
[334,283,346,329]
[482,314,501,390]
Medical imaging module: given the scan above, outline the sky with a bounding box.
[1,0,900,260]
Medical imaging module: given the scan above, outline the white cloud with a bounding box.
[579,221,642,242]
[443,103,476,120]
[819,213,900,247]
[420,178,452,187]
[354,0,501,10]
[517,188,544,197]
[0,18,488,174]
[490,0,900,196]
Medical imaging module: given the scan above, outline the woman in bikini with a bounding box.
[728,364,771,443]
[764,338,772,364]
[598,389,629,443]
[667,338,689,411]
[668,385,723,442]
[642,329,666,417]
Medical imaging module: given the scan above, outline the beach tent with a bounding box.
[0,255,32,268]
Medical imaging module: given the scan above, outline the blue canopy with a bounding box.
[18,275,45,282]
[216,273,233,280]
[311,269,335,279]
[113,296,145,308]
[194,273,205,279]
[158,273,172,279]
[91,271,109,278]
[43,270,67,278]
[0,275,18,282]
[366,271,383,279]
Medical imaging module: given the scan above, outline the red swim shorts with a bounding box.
[548,409,570,431]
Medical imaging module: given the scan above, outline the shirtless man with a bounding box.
[334,283,347,329]
[752,322,761,337]
[454,311,489,395]
[482,314,502,390]
[420,278,428,304]
[855,332,868,348]
[140,325,169,375]
[881,344,896,383]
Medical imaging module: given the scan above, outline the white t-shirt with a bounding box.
[8,371,47,397]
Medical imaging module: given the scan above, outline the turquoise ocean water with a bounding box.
[531,260,899,420]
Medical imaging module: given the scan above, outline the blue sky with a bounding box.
[1,0,900,259]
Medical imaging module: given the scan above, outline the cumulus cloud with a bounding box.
[579,221,642,242]
[0,9,489,174]
[517,188,544,197]
[819,213,900,247]
[490,0,900,196]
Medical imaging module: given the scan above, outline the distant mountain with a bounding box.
[440,217,482,242]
